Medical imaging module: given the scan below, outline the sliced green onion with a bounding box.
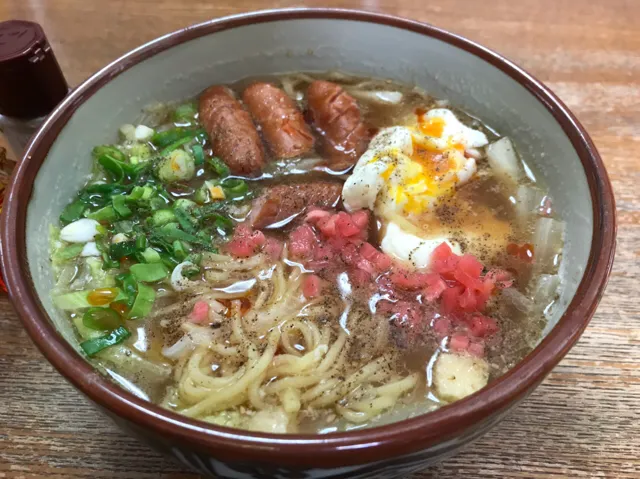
[127,186,145,201]
[147,232,173,254]
[193,185,210,204]
[151,127,203,149]
[60,200,87,224]
[208,156,230,177]
[84,183,129,196]
[160,253,180,269]
[173,198,197,210]
[112,195,132,218]
[98,154,125,182]
[86,205,118,223]
[157,222,202,244]
[173,207,197,234]
[114,220,134,234]
[151,209,176,226]
[80,326,131,357]
[94,236,119,270]
[173,240,189,261]
[128,283,155,319]
[173,103,197,123]
[185,253,202,266]
[141,185,155,200]
[140,247,162,263]
[148,197,167,211]
[83,307,123,331]
[92,145,127,163]
[109,240,137,260]
[130,262,168,282]
[183,267,201,279]
[210,213,234,235]
[221,178,248,199]
[193,202,224,220]
[135,235,147,250]
[192,144,205,166]
[116,273,138,308]
[160,136,193,157]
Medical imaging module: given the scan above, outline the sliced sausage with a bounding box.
[242,82,315,159]
[249,182,343,229]
[198,85,265,176]
[306,80,371,168]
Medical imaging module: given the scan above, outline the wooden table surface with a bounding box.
[1,1,638,478]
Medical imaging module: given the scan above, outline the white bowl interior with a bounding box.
[25,17,592,346]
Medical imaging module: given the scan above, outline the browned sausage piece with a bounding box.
[242,82,315,159]
[306,80,371,168]
[249,182,343,229]
[198,85,265,176]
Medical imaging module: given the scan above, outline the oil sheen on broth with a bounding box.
[49,72,564,434]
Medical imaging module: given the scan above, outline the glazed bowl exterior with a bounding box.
[0,9,616,479]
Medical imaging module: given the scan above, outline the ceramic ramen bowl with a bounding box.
[0,9,615,479]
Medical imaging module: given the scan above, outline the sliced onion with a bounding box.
[162,324,214,359]
[533,218,564,273]
[501,287,534,313]
[349,89,404,105]
[291,157,324,173]
[246,408,290,433]
[171,261,197,291]
[515,185,546,226]
[486,137,522,184]
[183,323,215,345]
[281,78,294,97]
[326,71,355,82]
[161,334,194,359]
[532,274,560,306]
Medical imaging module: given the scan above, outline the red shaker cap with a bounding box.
[0,20,68,119]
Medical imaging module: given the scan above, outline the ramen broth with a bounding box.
[49,72,564,434]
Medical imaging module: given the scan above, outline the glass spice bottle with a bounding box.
[0,20,69,292]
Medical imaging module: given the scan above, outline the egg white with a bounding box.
[342,108,492,270]
[380,222,461,269]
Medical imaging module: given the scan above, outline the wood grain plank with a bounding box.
[0,0,637,477]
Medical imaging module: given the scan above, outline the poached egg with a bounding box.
[342,108,510,269]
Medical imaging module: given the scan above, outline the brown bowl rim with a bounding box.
[0,8,616,468]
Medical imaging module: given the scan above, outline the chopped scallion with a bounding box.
[208,156,230,177]
[60,200,86,224]
[127,283,155,319]
[130,262,168,282]
[173,240,189,261]
[92,145,127,163]
[192,144,205,166]
[80,326,131,357]
[86,205,118,223]
[109,240,137,260]
[140,247,162,263]
[151,209,176,226]
[221,178,248,199]
[160,137,193,157]
[112,194,132,218]
[83,307,123,331]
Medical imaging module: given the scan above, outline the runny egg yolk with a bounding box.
[369,137,467,215]
[419,116,445,137]
[342,109,488,219]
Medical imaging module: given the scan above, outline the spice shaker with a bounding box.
[0,20,68,293]
[0,20,69,157]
